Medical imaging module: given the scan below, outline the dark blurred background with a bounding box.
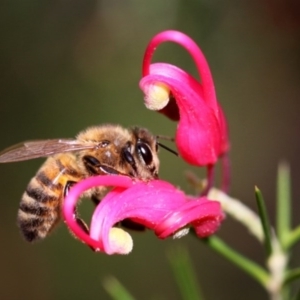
[1,0,300,299]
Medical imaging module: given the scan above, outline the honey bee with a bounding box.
[0,124,163,243]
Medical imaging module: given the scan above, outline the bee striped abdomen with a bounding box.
[18,178,60,242]
[17,161,66,242]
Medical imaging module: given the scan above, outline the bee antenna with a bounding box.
[156,135,175,142]
[157,142,178,156]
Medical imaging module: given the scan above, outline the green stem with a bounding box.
[283,268,300,286]
[102,276,136,300]
[167,245,204,300]
[202,235,269,287]
[283,225,300,250]
[276,162,291,247]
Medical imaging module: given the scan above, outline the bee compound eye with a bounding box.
[137,143,153,166]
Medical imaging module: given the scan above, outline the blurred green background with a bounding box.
[1,0,300,299]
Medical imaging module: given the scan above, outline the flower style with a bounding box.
[139,30,229,188]
[63,175,224,255]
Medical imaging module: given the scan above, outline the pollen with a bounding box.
[173,227,190,239]
[105,151,111,158]
[108,227,133,255]
[144,82,170,110]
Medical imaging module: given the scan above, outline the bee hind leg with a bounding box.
[73,214,96,252]
[64,180,96,251]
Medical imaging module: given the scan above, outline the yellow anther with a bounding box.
[144,82,170,110]
[108,227,133,254]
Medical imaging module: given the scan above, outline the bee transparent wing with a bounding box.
[0,139,96,163]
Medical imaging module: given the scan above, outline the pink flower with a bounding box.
[63,175,224,255]
[139,30,229,169]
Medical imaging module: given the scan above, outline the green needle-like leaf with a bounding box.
[276,162,291,247]
[255,186,273,257]
[202,236,269,287]
[167,245,204,300]
[284,268,300,286]
[284,225,300,249]
[102,276,136,300]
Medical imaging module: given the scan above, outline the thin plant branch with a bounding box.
[167,245,204,300]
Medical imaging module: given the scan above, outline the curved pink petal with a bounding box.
[62,175,132,252]
[155,198,224,238]
[63,176,224,255]
[140,30,229,167]
[140,63,224,166]
[142,30,219,114]
[90,180,187,254]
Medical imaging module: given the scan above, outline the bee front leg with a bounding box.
[64,180,96,251]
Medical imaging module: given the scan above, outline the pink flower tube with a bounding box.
[63,175,224,255]
[140,30,229,168]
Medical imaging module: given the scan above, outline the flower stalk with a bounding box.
[204,180,297,300]
[207,188,264,242]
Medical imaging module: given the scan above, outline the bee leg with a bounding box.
[64,180,78,197]
[75,214,96,252]
[64,180,96,251]
[73,210,97,252]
